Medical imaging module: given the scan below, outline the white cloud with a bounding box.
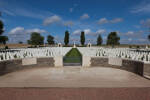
[26,29,46,34]
[128,38,132,41]
[80,13,90,20]
[111,18,123,23]
[43,15,74,27]
[64,21,74,27]
[96,29,106,34]
[131,2,150,13]
[9,27,25,34]
[9,27,47,34]
[126,31,134,36]
[97,18,108,25]
[2,9,16,16]
[140,19,150,27]
[139,39,147,42]
[84,29,92,35]
[8,27,46,43]
[72,29,81,35]
[69,8,73,13]
[97,18,123,25]
[72,29,92,35]
[72,29,106,36]
[0,0,54,19]
[43,15,62,26]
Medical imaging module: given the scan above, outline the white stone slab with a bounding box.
[54,56,63,67]
[108,57,122,66]
[22,58,37,65]
[82,56,91,67]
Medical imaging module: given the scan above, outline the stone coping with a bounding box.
[90,57,149,77]
[0,57,55,76]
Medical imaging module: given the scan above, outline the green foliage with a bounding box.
[0,13,8,45]
[64,30,69,45]
[106,32,120,47]
[65,48,82,57]
[97,34,103,45]
[148,35,150,41]
[47,35,55,45]
[27,32,44,45]
[0,20,4,35]
[19,41,23,44]
[5,45,9,49]
[64,48,82,63]
[136,45,140,49]
[27,40,31,44]
[0,12,4,35]
[0,36,8,44]
[80,31,85,46]
[129,45,132,48]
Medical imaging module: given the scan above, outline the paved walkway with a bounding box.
[0,66,150,87]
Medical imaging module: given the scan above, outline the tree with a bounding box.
[64,30,69,45]
[80,31,85,46]
[97,34,103,45]
[27,32,44,45]
[148,35,150,42]
[0,36,8,44]
[0,20,4,35]
[18,41,23,44]
[47,35,55,45]
[0,13,8,45]
[106,32,120,47]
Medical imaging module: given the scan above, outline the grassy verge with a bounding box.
[64,48,82,63]
[65,48,82,57]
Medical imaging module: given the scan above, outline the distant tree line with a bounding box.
[27,32,44,45]
[26,29,150,47]
[63,30,120,47]
[26,28,150,47]
[27,32,55,46]
[0,12,8,47]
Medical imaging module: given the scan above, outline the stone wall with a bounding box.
[91,57,144,76]
[91,57,109,67]
[0,57,54,76]
[144,63,150,77]
[122,59,144,76]
[37,58,54,67]
[0,59,22,75]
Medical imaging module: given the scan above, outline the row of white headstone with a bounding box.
[0,47,72,61]
[1,47,150,63]
[77,47,150,63]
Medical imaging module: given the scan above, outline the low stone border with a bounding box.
[0,56,149,78]
[0,57,54,76]
[144,63,150,77]
[90,57,147,76]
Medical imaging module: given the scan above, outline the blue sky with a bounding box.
[0,0,150,44]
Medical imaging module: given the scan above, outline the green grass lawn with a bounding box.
[63,48,82,63]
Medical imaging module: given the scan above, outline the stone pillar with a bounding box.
[82,56,91,67]
[73,42,76,48]
[54,56,63,67]
[58,43,62,47]
[87,43,92,47]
